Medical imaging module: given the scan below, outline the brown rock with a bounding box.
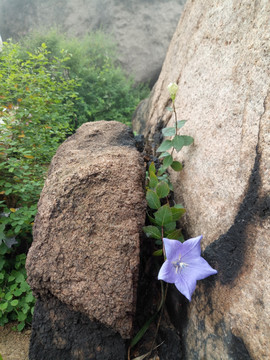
[26,121,146,339]
[139,0,270,358]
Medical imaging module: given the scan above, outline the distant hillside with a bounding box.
[0,0,186,84]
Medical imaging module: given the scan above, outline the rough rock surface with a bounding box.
[0,0,186,84]
[29,296,126,360]
[136,0,270,359]
[26,121,146,339]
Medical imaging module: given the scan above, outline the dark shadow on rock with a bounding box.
[228,334,253,360]
[29,295,126,360]
[203,147,269,284]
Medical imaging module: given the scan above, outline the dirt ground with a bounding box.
[0,323,30,360]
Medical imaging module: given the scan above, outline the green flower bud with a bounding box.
[167,82,178,102]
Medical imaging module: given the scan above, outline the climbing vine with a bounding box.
[129,83,217,359]
[143,82,194,250]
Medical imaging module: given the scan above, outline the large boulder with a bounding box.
[0,0,186,84]
[137,0,270,359]
[26,121,146,345]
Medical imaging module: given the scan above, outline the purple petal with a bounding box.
[174,273,197,301]
[187,257,218,280]
[158,260,177,283]
[181,235,203,260]
[178,257,217,290]
[163,238,182,261]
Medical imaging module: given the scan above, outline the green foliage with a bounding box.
[0,248,35,331]
[144,159,186,249]
[20,29,150,127]
[134,82,193,354]
[0,40,79,328]
[143,82,193,255]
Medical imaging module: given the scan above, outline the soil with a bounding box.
[0,323,30,360]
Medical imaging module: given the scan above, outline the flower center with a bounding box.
[172,255,188,274]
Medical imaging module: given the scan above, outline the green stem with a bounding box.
[146,282,168,360]
[173,101,178,130]
[171,100,178,157]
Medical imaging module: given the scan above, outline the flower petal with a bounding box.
[181,257,217,285]
[174,273,197,301]
[158,260,177,283]
[188,257,217,280]
[163,237,182,261]
[181,235,203,261]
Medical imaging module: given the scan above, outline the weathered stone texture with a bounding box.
[137,0,270,359]
[26,121,146,339]
[29,296,126,360]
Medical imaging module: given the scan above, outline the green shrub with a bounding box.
[0,40,80,329]
[20,29,150,126]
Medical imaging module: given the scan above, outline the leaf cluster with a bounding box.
[0,40,78,328]
[143,118,194,254]
[0,248,35,331]
[143,162,185,253]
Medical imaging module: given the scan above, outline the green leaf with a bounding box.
[10,299,19,307]
[17,312,27,322]
[164,221,176,232]
[166,106,173,112]
[20,281,30,292]
[0,302,8,311]
[172,135,185,152]
[146,190,161,210]
[171,207,186,221]
[148,214,158,226]
[13,289,22,296]
[130,312,158,348]
[149,171,158,189]
[162,127,176,137]
[17,322,25,332]
[158,151,171,159]
[157,166,167,176]
[182,135,194,146]
[157,140,172,153]
[166,229,184,242]
[154,205,172,226]
[174,203,185,209]
[156,181,170,199]
[5,293,12,301]
[149,161,156,174]
[25,293,35,303]
[14,225,21,234]
[162,155,173,169]
[176,120,187,129]
[153,249,163,256]
[157,173,169,182]
[15,273,25,284]
[143,226,162,240]
[171,161,182,171]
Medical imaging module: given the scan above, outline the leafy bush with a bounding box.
[20,29,150,126]
[0,40,80,329]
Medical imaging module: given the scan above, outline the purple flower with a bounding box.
[158,236,217,301]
